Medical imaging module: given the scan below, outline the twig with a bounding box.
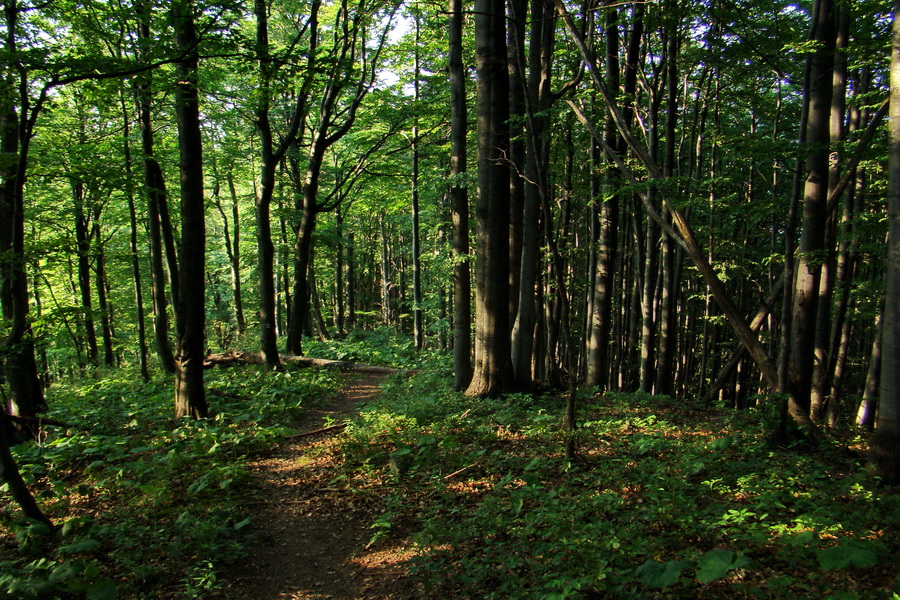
[443,462,480,480]
[284,422,348,439]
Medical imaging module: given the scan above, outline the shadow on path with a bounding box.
[218,372,420,600]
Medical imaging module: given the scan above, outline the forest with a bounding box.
[0,0,899,597]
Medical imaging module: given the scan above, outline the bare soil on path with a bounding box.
[217,372,421,600]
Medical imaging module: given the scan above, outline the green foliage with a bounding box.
[333,373,900,599]
[303,327,448,371]
[0,365,338,599]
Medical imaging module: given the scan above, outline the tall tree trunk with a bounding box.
[872,1,900,484]
[287,183,319,355]
[449,0,471,390]
[172,0,207,420]
[507,0,526,325]
[411,11,424,350]
[335,204,346,335]
[857,306,882,430]
[121,95,150,382]
[0,0,46,432]
[254,0,279,367]
[811,1,848,421]
[655,16,680,397]
[789,0,835,417]
[252,0,318,366]
[511,0,555,390]
[215,168,246,337]
[585,8,619,389]
[92,225,115,367]
[71,180,99,366]
[378,210,393,327]
[466,0,515,397]
[135,13,176,374]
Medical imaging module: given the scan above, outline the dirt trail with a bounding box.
[218,372,419,600]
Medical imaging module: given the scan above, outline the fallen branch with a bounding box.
[8,415,78,430]
[443,462,480,480]
[284,422,348,439]
[203,350,406,374]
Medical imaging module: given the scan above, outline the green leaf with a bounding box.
[57,538,101,554]
[636,559,691,588]
[696,549,752,583]
[86,578,118,600]
[234,517,252,530]
[817,542,878,570]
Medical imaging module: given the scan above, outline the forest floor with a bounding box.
[217,372,422,600]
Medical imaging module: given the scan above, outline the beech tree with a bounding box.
[172,0,207,420]
[465,0,515,397]
[873,0,900,485]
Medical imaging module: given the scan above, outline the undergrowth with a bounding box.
[335,370,900,599]
[0,363,338,599]
[3,333,899,600]
[302,326,448,371]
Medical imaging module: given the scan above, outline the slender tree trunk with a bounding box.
[308,247,329,342]
[857,307,882,430]
[507,0,526,325]
[449,0,471,390]
[121,97,149,382]
[511,0,555,389]
[335,204,346,335]
[411,12,424,350]
[214,169,246,337]
[93,226,115,367]
[135,16,176,374]
[172,0,207,420]
[655,17,680,397]
[72,181,99,366]
[346,229,356,329]
[287,192,318,355]
[378,210,393,327]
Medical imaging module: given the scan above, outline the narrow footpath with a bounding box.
[218,372,420,600]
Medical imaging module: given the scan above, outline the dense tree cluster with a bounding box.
[0,0,898,521]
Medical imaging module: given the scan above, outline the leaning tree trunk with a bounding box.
[172,0,207,420]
